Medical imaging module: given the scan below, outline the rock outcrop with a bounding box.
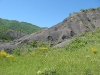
[6,30,26,39]
[28,8,100,42]
[0,7,100,50]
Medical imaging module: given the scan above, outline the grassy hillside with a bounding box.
[0,18,43,42]
[0,18,42,34]
[0,28,100,75]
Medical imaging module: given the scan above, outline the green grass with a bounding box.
[0,18,42,34]
[0,28,100,75]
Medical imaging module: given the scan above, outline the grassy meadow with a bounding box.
[0,28,100,75]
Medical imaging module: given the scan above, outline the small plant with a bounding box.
[84,69,92,75]
[83,23,91,30]
[37,70,42,74]
[80,9,88,13]
[92,48,97,54]
[39,47,48,51]
[37,68,56,75]
[85,55,90,59]
[0,50,7,58]
[6,54,14,58]
[66,37,87,50]
[38,42,50,48]
[0,49,15,61]
[13,48,20,56]
[30,40,38,48]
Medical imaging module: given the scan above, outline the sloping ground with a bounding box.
[0,18,43,42]
[27,8,100,42]
[6,30,26,39]
[53,39,71,48]
[0,18,42,34]
[0,29,47,50]
[1,27,100,75]
[0,7,100,50]
[0,33,35,50]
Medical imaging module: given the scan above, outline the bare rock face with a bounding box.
[6,30,26,39]
[28,8,100,42]
[0,7,100,50]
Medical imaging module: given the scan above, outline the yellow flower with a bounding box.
[7,54,15,61]
[0,50,7,57]
[39,47,48,50]
[6,54,14,58]
[92,48,97,53]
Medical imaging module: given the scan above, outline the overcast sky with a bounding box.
[0,0,100,28]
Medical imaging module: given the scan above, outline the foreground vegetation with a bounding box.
[0,28,100,75]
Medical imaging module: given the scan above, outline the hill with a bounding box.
[0,7,100,50]
[1,7,100,75]
[26,7,100,44]
[0,18,42,41]
[0,18,42,34]
[0,22,100,75]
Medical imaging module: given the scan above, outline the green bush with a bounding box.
[0,32,14,42]
[66,37,88,50]
[30,40,38,48]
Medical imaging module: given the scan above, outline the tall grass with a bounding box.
[0,28,100,75]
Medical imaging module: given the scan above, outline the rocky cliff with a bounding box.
[28,8,100,42]
[0,7,100,50]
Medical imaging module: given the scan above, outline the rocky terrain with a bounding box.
[6,30,26,39]
[0,7,100,50]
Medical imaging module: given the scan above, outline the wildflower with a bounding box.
[86,55,90,59]
[37,70,42,74]
[92,48,97,54]
[6,54,15,61]
[6,54,14,58]
[0,50,7,57]
[39,47,48,51]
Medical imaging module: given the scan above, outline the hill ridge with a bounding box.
[0,18,42,34]
[0,7,100,50]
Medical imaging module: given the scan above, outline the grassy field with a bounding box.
[0,28,100,75]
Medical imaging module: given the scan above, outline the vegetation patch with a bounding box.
[0,28,100,75]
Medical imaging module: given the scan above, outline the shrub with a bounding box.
[66,37,87,50]
[30,40,38,48]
